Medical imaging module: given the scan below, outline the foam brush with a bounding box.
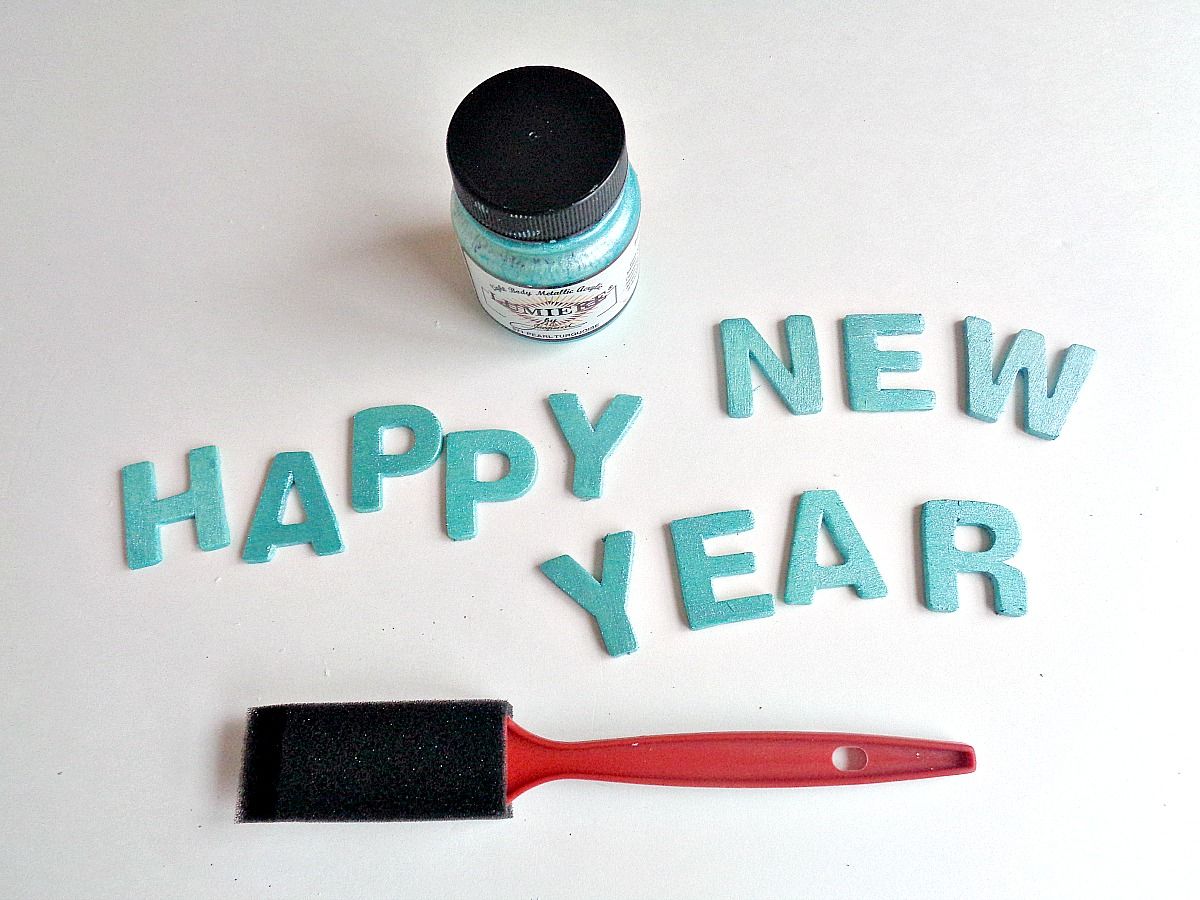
[238,700,975,822]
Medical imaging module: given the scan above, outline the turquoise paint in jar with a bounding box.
[447,66,642,342]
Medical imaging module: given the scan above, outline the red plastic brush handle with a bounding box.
[505,719,975,802]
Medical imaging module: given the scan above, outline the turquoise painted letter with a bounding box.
[121,445,230,569]
[351,404,443,512]
[842,314,934,412]
[719,316,822,417]
[243,452,344,563]
[962,316,1096,440]
[444,429,538,540]
[539,531,638,656]
[668,509,774,629]
[921,499,1026,616]
[784,490,887,604]
[548,393,642,500]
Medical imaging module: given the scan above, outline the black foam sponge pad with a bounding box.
[238,700,512,822]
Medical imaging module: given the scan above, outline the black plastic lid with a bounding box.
[447,66,628,242]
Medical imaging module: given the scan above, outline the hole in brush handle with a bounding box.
[831,746,869,772]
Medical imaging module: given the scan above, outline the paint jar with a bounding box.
[447,66,641,342]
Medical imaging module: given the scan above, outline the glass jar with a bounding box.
[447,66,642,342]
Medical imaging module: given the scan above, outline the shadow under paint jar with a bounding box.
[447,66,642,342]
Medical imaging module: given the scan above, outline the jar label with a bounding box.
[462,229,640,341]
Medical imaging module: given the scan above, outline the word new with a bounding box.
[721,314,1095,439]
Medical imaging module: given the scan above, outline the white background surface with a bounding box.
[2,2,1197,897]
